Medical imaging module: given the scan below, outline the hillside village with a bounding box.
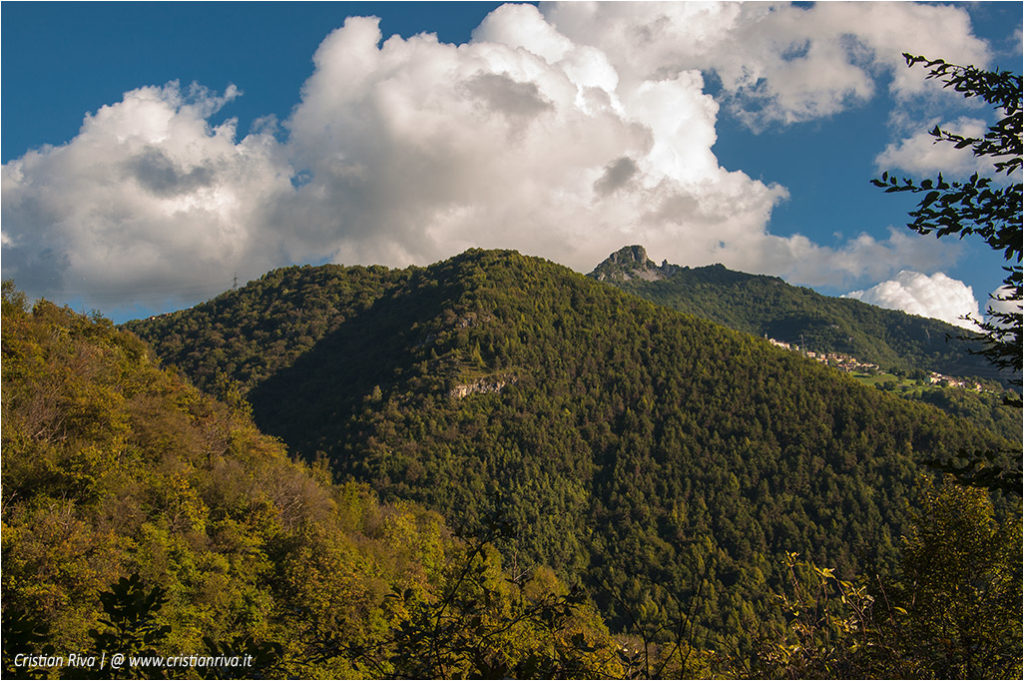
[766,337,986,391]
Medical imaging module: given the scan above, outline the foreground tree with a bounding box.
[743,480,1022,679]
[341,526,624,679]
[891,481,1022,678]
[873,54,1021,387]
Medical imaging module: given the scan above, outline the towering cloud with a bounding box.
[280,9,788,272]
[0,2,996,312]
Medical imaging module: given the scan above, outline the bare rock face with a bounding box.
[589,245,672,282]
[609,245,651,268]
[449,374,518,399]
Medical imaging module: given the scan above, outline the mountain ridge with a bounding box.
[589,244,1013,387]
[125,248,1015,647]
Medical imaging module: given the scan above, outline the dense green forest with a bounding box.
[1,283,623,679]
[7,44,1020,678]
[590,245,1014,387]
[5,252,1020,677]
[589,246,1022,445]
[126,249,1018,658]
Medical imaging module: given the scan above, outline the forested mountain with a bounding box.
[588,246,1022,445]
[125,249,1016,653]
[590,245,1013,387]
[1,284,622,679]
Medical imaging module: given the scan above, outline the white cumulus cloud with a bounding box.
[843,270,981,329]
[542,1,990,128]
[1,82,293,306]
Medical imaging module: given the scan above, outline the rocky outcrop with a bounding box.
[589,245,675,282]
[449,374,518,399]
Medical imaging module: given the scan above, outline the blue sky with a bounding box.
[2,1,1020,325]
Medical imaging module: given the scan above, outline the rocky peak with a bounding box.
[609,245,653,268]
[589,245,673,282]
